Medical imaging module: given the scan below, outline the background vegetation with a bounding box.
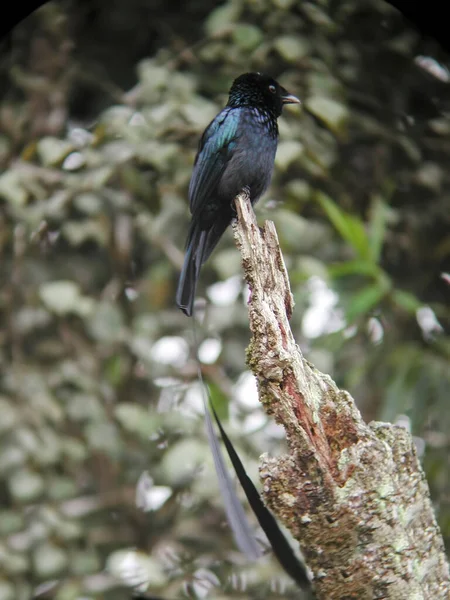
[0,0,449,598]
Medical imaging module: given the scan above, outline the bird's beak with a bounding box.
[282,93,301,105]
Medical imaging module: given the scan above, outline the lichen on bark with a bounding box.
[232,191,450,600]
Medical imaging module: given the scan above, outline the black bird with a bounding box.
[176,72,300,316]
[174,73,310,594]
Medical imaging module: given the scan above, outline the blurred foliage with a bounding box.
[0,0,449,598]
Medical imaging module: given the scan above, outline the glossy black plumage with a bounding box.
[176,72,300,316]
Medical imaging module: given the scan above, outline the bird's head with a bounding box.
[227,72,300,117]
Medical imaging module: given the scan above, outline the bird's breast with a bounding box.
[219,112,278,204]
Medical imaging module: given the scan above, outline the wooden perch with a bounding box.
[232,190,450,600]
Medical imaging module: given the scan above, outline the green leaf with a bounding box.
[75,165,114,190]
[232,24,263,51]
[305,96,348,136]
[37,137,74,166]
[301,2,336,28]
[328,259,381,279]
[8,468,45,502]
[62,219,109,247]
[0,581,15,600]
[0,170,28,206]
[207,380,229,421]
[316,192,371,259]
[274,140,304,171]
[368,196,388,262]
[392,289,422,313]
[86,302,125,343]
[39,281,94,317]
[114,403,161,439]
[345,283,388,322]
[32,542,68,577]
[205,2,241,36]
[0,397,18,433]
[274,36,309,62]
[84,422,122,456]
[107,550,167,587]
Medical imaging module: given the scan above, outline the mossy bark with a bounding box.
[232,191,450,600]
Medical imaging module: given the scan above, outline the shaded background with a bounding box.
[0,0,449,598]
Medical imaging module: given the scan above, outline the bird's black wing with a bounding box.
[188,107,240,217]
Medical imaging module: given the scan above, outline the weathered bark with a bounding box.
[232,191,450,600]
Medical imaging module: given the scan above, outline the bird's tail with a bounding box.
[176,227,207,316]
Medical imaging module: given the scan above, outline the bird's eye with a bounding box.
[268,84,276,94]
